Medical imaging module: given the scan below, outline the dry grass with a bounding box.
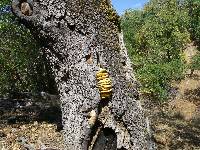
[0,122,65,150]
[168,99,197,121]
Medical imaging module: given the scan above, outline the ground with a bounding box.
[0,96,65,150]
[0,122,65,149]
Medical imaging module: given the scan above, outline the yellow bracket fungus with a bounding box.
[96,68,112,99]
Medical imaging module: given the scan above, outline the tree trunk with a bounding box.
[12,0,149,149]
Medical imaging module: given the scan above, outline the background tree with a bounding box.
[187,0,200,75]
[188,0,200,45]
[121,0,190,101]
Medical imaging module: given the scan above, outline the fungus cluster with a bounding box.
[96,68,112,99]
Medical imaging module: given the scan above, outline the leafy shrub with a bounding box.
[136,59,185,101]
[190,54,200,72]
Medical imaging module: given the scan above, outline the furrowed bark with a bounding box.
[12,0,149,149]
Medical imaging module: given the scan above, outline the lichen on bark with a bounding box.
[12,0,149,149]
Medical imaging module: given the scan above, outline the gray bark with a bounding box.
[12,0,148,149]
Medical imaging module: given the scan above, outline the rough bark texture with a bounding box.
[12,0,149,149]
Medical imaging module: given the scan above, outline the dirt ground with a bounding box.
[0,96,65,150]
[0,122,65,150]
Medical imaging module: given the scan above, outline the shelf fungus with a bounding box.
[96,68,112,99]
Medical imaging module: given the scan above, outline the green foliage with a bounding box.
[0,12,37,96]
[136,59,185,101]
[0,4,56,97]
[140,0,190,62]
[190,54,200,70]
[0,0,10,7]
[121,0,190,101]
[121,9,143,52]
[188,0,200,45]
